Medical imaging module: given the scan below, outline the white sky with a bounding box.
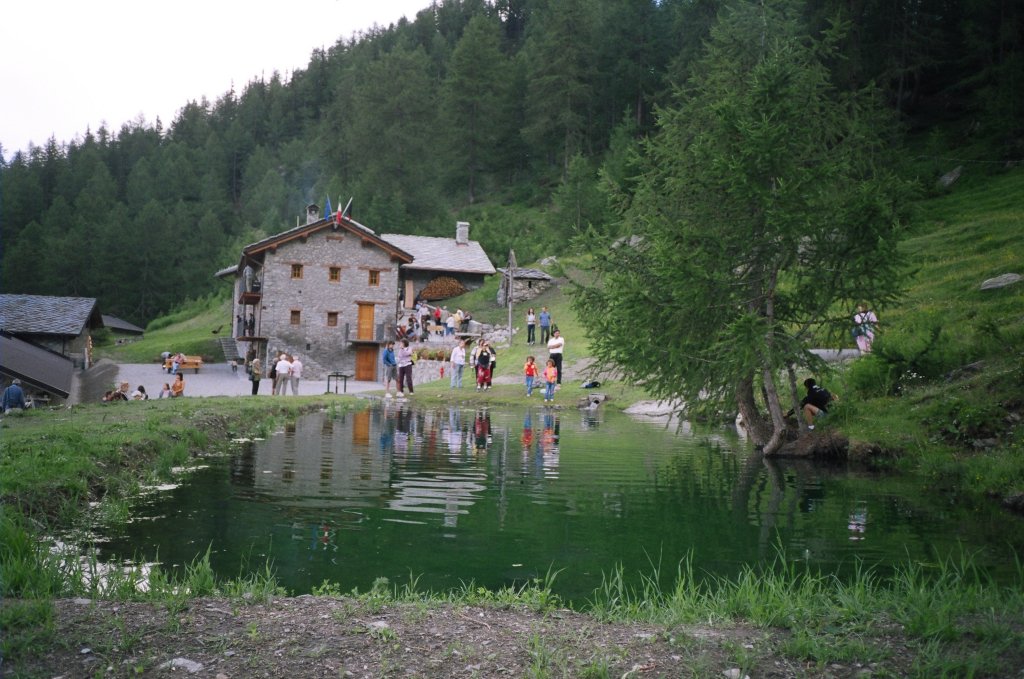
[0,0,432,157]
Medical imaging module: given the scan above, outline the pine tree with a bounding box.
[575,1,911,453]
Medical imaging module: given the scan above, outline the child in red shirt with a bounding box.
[524,356,538,397]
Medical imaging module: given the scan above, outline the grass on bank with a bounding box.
[0,396,359,523]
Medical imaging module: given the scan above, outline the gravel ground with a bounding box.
[91,362,381,400]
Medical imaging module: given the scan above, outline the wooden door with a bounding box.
[357,303,375,340]
[355,346,377,381]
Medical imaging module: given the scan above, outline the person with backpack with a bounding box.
[800,378,838,430]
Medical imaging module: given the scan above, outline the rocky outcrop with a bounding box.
[768,430,849,458]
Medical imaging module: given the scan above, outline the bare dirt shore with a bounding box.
[9,596,904,678]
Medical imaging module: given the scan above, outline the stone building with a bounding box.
[0,294,102,369]
[495,267,553,306]
[219,205,414,381]
[219,209,494,381]
[0,294,104,403]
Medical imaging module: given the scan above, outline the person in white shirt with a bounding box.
[547,329,565,386]
[449,340,467,388]
[289,355,303,395]
[274,353,292,395]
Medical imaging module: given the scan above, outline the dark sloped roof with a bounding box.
[0,294,102,336]
[101,314,145,335]
[242,216,412,265]
[380,234,496,275]
[0,332,73,398]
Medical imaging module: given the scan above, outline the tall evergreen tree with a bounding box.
[440,14,511,203]
[520,0,598,174]
[575,1,910,453]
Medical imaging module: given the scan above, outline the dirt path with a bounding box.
[9,596,899,678]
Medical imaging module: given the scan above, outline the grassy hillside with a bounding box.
[95,294,229,364]
[832,167,1024,501]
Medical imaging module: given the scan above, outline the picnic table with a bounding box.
[163,355,203,373]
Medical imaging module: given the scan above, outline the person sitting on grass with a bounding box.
[171,373,185,398]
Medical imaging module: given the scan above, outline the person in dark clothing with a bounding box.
[800,378,837,430]
[2,379,27,413]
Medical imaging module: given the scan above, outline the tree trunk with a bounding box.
[735,376,771,446]
[760,366,788,455]
[786,364,805,434]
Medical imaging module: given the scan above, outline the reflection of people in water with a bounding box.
[446,407,463,455]
[394,405,412,455]
[522,410,535,452]
[379,400,397,452]
[848,503,868,540]
[309,522,336,555]
[474,409,491,452]
[540,411,560,456]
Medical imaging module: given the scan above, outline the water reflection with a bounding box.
[99,402,1024,600]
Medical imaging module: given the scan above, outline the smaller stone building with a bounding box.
[382,222,496,308]
[0,294,102,369]
[496,267,554,306]
[0,294,104,404]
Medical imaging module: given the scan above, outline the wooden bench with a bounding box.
[163,355,204,373]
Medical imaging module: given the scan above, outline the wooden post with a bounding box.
[507,249,516,345]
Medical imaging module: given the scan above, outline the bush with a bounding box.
[926,396,1006,445]
[867,325,965,394]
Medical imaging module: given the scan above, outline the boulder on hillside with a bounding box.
[1003,492,1024,515]
[980,273,1022,290]
[937,165,962,189]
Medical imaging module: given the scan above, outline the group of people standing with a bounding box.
[525,307,552,345]
[398,302,474,342]
[381,340,416,398]
[445,338,494,391]
[246,352,303,396]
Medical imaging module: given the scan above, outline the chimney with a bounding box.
[305,204,320,225]
[455,221,470,245]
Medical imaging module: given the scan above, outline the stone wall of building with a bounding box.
[258,230,402,377]
[496,277,552,306]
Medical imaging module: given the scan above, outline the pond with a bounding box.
[99,402,1024,603]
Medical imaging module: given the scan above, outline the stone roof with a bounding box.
[380,234,496,275]
[0,331,74,397]
[101,314,145,335]
[496,267,552,281]
[0,294,102,336]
